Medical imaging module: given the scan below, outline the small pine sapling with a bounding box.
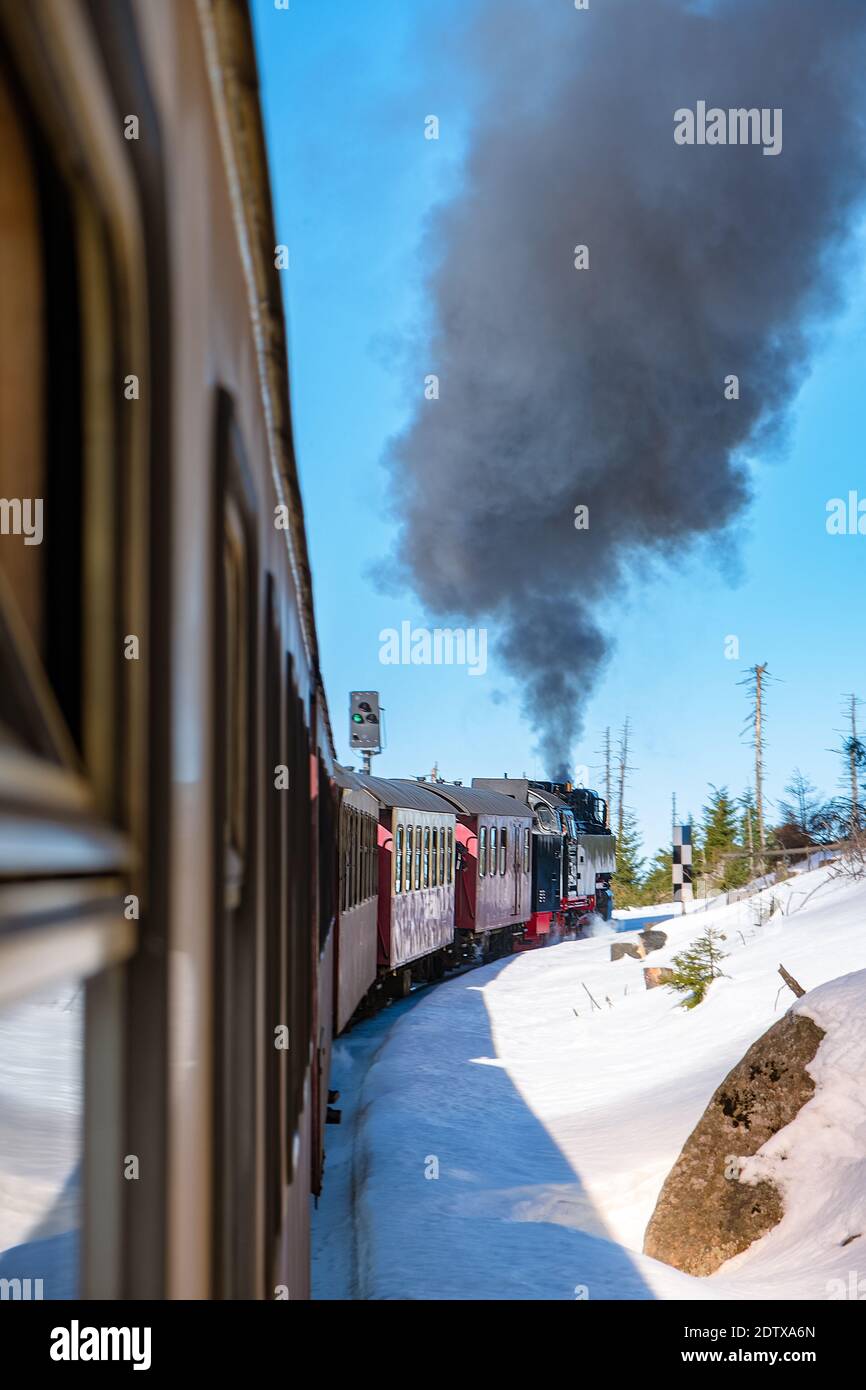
[665,927,728,1009]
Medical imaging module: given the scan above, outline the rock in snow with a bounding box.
[643,1008,824,1275]
[639,929,667,954]
[643,965,676,989]
[611,940,645,962]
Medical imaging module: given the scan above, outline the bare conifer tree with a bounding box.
[739,664,770,864]
[616,717,632,844]
[843,694,864,833]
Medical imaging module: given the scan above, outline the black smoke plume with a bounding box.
[382,0,866,772]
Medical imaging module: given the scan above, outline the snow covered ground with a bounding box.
[0,981,82,1297]
[314,863,866,1299]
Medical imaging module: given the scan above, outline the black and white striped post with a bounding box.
[672,823,693,909]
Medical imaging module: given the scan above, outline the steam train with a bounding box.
[0,0,614,1302]
[333,772,615,1018]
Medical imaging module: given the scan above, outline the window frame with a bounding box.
[394,822,403,895]
[213,392,260,1301]
[0,10,154,1300]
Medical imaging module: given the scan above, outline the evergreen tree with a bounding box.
[666,928,728,1009]
[614,809,645,908]
[696,785,748,890]
[641,846,673,905]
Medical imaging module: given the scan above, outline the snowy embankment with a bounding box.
[314,864,866,1300]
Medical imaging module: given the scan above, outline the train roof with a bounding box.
[350,772,458,814]
[200,0,334,759]
[472,777,568,809]
[471,776,529,800]
[334,765,380,813]
[398,781,533,820]
[334,765,369,793]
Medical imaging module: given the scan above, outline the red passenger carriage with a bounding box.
[354,774,457,994]
[404,783,532,959]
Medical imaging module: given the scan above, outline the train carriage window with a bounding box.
[524,827,531,872]
[394,823,403,894]
[347,804,352,908]
[347,806,354,906]
[222,505,249,892]
[344,809,351,908]
[345,808,351,908]
[431,827,438,886]
[0,60,85,753]
[423,827,430,888]
[362,813,369,900]
[447,827,454,883]
[490,826,497,877]
[353,808,361,907]
[318,756,337,948]
[355,812,361,904]
[405,825,413,892]
[214,397,260,1299]
[284,658,312,1205]
[0,65,46,654]
[414,825,422,890]
[359,810,365,905]
[439,827,446,885]
[479,826,487,876]
[264,578,284,1271]
[340,803,348,910]
[500,827,507,875]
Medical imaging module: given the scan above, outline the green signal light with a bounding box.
[352,713,364,723]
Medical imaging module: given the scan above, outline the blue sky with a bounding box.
[252,0,866,858]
